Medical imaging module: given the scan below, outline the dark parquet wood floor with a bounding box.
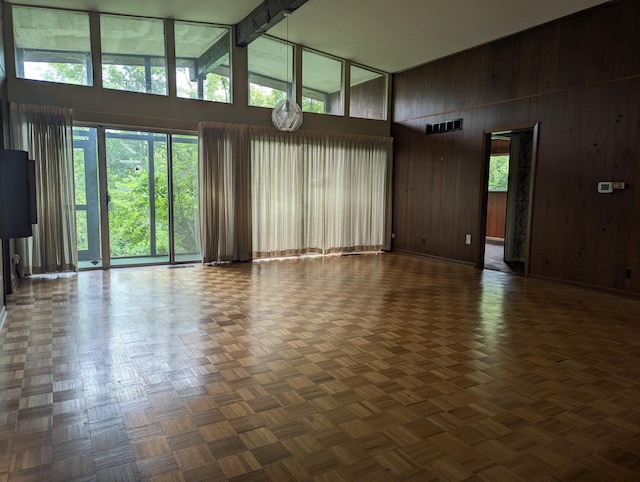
[1,253,640,481]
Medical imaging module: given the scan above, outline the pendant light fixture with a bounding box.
[272,10,303,132]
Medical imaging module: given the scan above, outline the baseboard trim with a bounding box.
[392,251,640,298]
[528,274,640,300]
[393,249,475,267]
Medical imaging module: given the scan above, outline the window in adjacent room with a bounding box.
[350,65,387,120]
[174,21,231,103]
[101,15,167,95]
[302,49,343,115]
[13,6,92,86]
[488,154,510,191]
[247,36,292,108]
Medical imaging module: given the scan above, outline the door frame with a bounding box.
[476,123,539,277]
[72,130,102,264]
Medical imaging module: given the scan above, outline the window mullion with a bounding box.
[90,11,102,88]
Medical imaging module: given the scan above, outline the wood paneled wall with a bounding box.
[392,0,640,293]
[325,76,386,118]
[350,76,386,119]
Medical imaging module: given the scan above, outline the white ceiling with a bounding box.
[7,0,610,73]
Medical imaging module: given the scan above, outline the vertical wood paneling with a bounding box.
[444,54,467,114]
[447,131,464,258]
[441,136,456,256]
[410,126,422,253]
[562,86,607,284]
[486,37,517,103]
[425,127,439,252]
[463,45,488,109]
[627,125,640,291]
[392,0,640,293]
[463,107,484,259]
[391,125,409,250]
[350,76,386,119]
[554,16,575,91]
[514,31,537,99]
[535,22,561,93]
[608,80,639,290]
[583,6,617,85]
[528,90,567,276]
[432,62,447,116]
[612,1,640,78]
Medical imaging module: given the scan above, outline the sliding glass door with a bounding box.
[73,126,200,268]
[106,129,169,265]
[171,135,200,261]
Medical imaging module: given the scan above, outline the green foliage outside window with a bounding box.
[489,155,509,191]
[27,62,89,85]
[176,68,231,103]
[170,139,200,256]
[73,146,89,251]
[105,135,199,258]
[301,97,325,113]
[102,64,167,95]
[249,83,326,113]
[249,84,287,108]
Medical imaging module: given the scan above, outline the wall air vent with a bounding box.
[425,118,463,135]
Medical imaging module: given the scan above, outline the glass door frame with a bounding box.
[74,122,200,269]
[105,128,170,266]
[72,127,102,264]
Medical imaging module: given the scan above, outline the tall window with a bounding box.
[175,21,231,103]
[302,50,343,115]
[13,6,92,86]
[247,37,292,108]
[101,15,167,95]
[350,65,387,120]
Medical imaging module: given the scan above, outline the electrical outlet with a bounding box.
[625,268,632,280]
[391,233,396,239]
[465,234,472,245]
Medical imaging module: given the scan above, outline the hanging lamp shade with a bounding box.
[272,10,303,132]
[272,98,303,132]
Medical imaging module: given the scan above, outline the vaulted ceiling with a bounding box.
[7,0,610,73]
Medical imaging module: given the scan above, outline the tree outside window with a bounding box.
[489,155,509,191]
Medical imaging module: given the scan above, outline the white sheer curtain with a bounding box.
[250,129,392,258]
[251,131,308,257]
[10,103,77,275]
[302,136,325,253]
[198,123,392,262]
[324,137,389,253]
[198,122,251,262]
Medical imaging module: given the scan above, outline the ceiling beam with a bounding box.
[235,0,309,47]
[194,31,231,80]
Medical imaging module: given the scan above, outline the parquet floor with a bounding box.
[1,253,640,481]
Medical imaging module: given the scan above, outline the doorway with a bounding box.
[73,126,201,269]
[479,125,538,276]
